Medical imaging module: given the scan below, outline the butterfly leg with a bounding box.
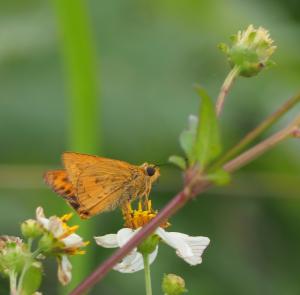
[143,194,149,210]
[122,200,132,214]
[142,180,152,210]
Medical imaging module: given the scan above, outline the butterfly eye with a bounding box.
[146,166,156,176]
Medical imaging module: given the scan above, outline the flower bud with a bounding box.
[0,236,27,276]
[21,219,43,239]
[138,234,160,255]
[38,233,61,254]
[162,274,187,295]
[219,25,276,77]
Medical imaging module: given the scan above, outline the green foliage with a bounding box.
[168,155,187,170]
[179,115,198,164]
[192,86,221,169]
[170,87,221,172]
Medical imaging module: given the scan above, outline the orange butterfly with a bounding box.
[44,152,160,219]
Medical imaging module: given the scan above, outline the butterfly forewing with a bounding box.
[62,152,146,218]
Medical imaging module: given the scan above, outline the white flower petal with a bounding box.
[36,207,50,230]
[48,217,64,238]
[116,228,137,247]
[57,255,72,285]
[62,233,84,248]
[94,234,118,248]
[113,246,158,273]
[156,228,210,266]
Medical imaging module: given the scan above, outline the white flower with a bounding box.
[95,227,210,273]
[36,207,87,254]
[35,207,88,285]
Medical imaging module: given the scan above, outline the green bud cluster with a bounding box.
[219,25,276,77]
[0,236,28,276]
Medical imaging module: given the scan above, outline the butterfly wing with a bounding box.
[62,152,145,219]
[43,170,81,212]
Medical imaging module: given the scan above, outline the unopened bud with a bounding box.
[162,273,187,295]
[21,219,43,239]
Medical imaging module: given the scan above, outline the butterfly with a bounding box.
[44,152,160,219]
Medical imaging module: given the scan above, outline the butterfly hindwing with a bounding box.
[43,170,81,213]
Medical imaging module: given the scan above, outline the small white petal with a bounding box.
[113,246,158,273]
[48,217,64,238]
[36,207,46,220]
[36,207,50,230]
[94,234,118,248]
[62,233,84,248]
[156,228,210,266]
[57,255,72,285]
[116,228,137,247]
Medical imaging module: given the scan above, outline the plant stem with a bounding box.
[52,0,100,292]
[212,92,300,169]
[224,114,300,173]
[70,108,300,295]
[16,239,33,293]
[216,66,240,116]
[143,254,152,295]
[9,272,17,295]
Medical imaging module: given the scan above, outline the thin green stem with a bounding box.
[212,92,300,169]
[224,113,300,173]
[9,271,17,295]
[216,66,240,116]
[143,254,152,295]
[17,239,33,293]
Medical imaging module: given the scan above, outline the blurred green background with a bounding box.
[0,0,300,294]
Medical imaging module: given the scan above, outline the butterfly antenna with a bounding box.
[154,162,171,167]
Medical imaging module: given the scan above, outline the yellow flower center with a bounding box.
[122,199,169,229]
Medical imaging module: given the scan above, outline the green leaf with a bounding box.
[168,155,187,170]
[205,169,231,185]
[179,115,198,164]
[21,262,42,295]
[192,86,221,169]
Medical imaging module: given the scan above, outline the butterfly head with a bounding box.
[141,163,160,183]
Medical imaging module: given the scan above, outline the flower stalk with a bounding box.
[216,66,240,116]
[9,271,17,295]
[224,113,300,173]
[16,238,33,293]
[212,91,300,169]
[143,254,152,295]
